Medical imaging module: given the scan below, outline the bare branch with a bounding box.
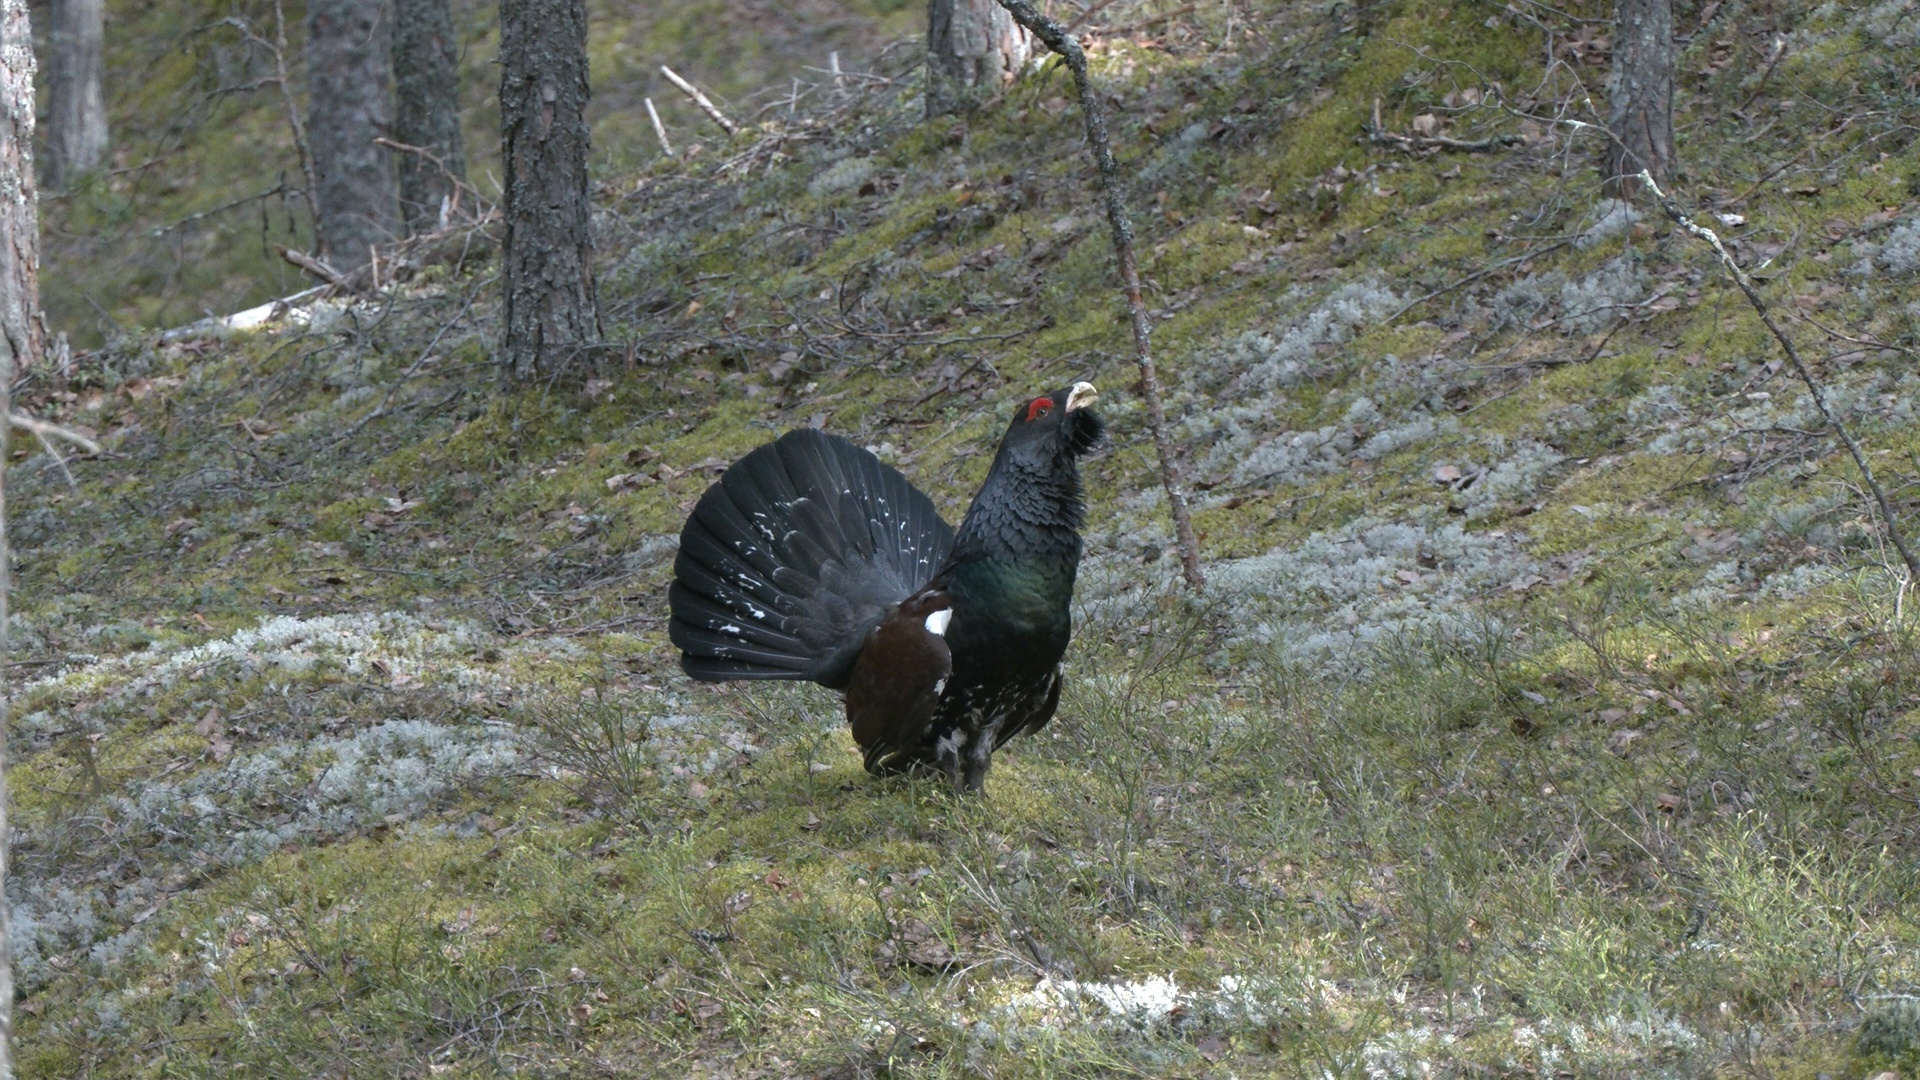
[645,98,675,157]
[1643,170,1920,585]
[661,66,738,136]
[10,412,101,455]
[991,0,1205,590]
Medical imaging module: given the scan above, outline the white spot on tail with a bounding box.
[924,608,952,636]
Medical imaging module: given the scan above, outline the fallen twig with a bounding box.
[1644,170,1920,585]
[645,98,674,157]
[278,245,352,289]
[661,66,738,136]
[10,412,101,456]
[993,0,1205,590]
[8,412,100,489]
[1367,97,1523,153]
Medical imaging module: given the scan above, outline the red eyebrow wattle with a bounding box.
[1027,397,1054,421]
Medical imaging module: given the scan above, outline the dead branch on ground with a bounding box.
[662,67,738,136]
[992,0,1205,590]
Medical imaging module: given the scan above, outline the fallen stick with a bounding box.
[277,245,354,290]
[661,66,738,136]
[9,413,100,456]
[992,0,1205,590]
[1643,170,1920,585]
[1367,97,1523,153]
[645,98,675,156]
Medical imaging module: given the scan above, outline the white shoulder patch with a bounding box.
[924,608,953,636]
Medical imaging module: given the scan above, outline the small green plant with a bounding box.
[1858,997,1920,1072]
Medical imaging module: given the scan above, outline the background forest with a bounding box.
[7,0,1920,1075]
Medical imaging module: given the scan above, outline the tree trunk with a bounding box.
[1603,0,1674,199]
[0,0,38,378]
[499,0,599,381]
[391,0,464,234]
[0,3,30,1072]
[306,0,398,268]
[44,0,105,187]
[926,0,1030,118]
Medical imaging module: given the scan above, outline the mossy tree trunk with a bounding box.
[306,0,399,268]
[926,0,1030,118]
[45,0,106,187]
[1603,0,1674,199]
[499,0,599,381]
[392,0,465,234]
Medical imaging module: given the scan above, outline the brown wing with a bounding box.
[846,588,953,774]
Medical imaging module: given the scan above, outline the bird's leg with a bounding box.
[958,723,996,794]
[932,727,965,789]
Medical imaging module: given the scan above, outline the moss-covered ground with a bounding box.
[12,0,1920,1075]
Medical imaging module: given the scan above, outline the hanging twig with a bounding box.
[661,66,738,136]
[373,137,487,218]
[992,0,1204,589]
[1643,171,1920,585]
[645,98,675,157]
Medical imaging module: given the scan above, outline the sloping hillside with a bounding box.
[11,0,1920,1075]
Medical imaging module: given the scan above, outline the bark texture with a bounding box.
[0,0,37,376]
[926,0,1030,118]
[0,2,28,1070]
[306,0,398,267]
[1603,0,1674,199]
[392,0,465,233]
[500,0,599,381]
[45,0,106,186]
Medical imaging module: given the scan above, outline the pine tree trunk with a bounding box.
[392,0,465,234]
[306,0,398,268]
[0,0,38,377]
[499,0,599,381]
[0,1,29,1071]
[1604,0,1674,199]
[926,0,1030,118]
[45,0,106,187]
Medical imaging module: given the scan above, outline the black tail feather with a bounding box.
[669,429,954,687]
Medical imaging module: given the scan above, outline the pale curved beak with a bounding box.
[1065,382,1098,412]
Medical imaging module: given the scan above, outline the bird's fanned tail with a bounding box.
[668,429,954,686]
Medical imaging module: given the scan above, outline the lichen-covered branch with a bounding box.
[990,0,1205,590]
[1643,171,1920,586]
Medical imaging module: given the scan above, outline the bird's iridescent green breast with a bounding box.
[945,554,1077,660]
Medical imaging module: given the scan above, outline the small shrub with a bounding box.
[530,690,656,815]
[1858,997,1920,1068]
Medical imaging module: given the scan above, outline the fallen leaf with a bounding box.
[1198,1032,1230,1061]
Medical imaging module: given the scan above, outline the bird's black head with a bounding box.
[949,382,1104,562]
[998,381,1104,474]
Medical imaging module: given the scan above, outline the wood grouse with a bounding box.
[668,382,1102,792]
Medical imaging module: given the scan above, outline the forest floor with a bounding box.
[11,0,1920,1075]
